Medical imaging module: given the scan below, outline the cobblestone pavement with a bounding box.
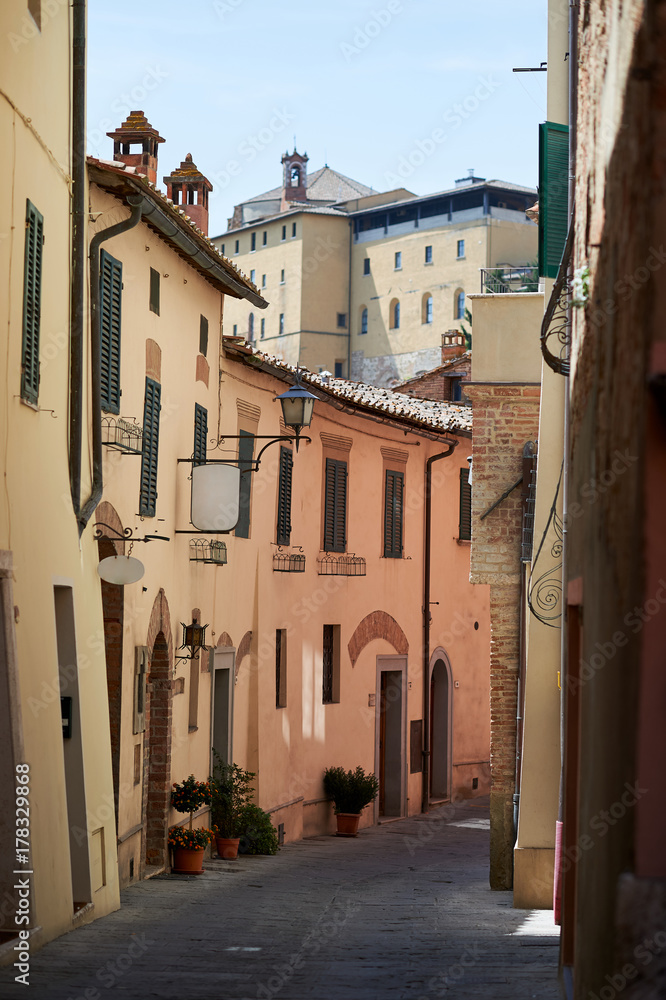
[0,797,561,999]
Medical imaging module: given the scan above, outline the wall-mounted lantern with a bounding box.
[274,370,317,451]
[177,617,209,662]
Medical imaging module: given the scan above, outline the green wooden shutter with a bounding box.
[384,470,404,558]
[538,122,570,279]
[276,446,293,545]
[235,430,254,538]
[100,249,122,413]
[459,467,472,541]
[139,378,161,516]
[21,200,44,404]
[193,404,207,467]
[323,458,347,553]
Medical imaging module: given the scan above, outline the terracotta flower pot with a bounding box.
[335,813,361,837]
[172,846,205,874]
[216,836,241,860]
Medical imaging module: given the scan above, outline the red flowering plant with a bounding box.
[170,775,212,849]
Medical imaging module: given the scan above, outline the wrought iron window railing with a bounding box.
[317,553,366,576]
[273,549,306,572]
[102,416,143,454]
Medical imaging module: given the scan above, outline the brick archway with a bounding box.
[347,611,409,668]
[216,632,234,648]
[146,589,174,667]
[144,590,174,869]
[95,500,126,554]
[235,631,252,678]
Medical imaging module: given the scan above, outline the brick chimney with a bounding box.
[163,154,213,236]
[441,329,467,362]
[107,111,164,185]
[280,148,308,210]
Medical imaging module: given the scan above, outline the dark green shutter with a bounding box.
[235,430,254,538]
[459,468,472,541]
[276,447,293,545]
[100,249,122,413]
[139,378,161,516]
[21,200,43,404]
[538,122,570,278]
[149,267,160,315]
[384,470,404,558]
[193,404,207,467]
[323,458,347,553]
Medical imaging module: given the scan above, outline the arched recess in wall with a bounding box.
[422,293,433,325]
[359,305,368,335]
[454,288,465,320]
[144,589,174,869]
[389,298,400,330]
[347,611,409,668]
[429,647,453,802]
[95,500,125,833]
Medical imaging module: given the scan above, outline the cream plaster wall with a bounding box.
[469,293,545,384]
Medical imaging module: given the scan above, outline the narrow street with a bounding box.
[0,798,560,1000]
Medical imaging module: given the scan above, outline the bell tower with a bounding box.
[281,148,308,210]
[163,154,213,236]
[106,111,164,186]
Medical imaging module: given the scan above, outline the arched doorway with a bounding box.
[430,652,453,802]
[145,631,172,867]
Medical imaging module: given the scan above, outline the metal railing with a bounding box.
[479,265,539,294]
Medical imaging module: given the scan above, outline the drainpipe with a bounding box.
[347,219,353,378]
[77,202,143,534]
[69,0,86,515]
[422,441,458,813]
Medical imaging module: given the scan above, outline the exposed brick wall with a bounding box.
[98,536,123,831]
[236,630,252,678]
[146,338,161,382]
[216,631,233,647]
[143,590,174,869]
[347,611,408,668]
[196,353,209,388]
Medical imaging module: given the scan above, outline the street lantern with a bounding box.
[178,617,209,660]
[275,371,317,450]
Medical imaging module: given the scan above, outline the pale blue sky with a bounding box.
[87,0,547,236]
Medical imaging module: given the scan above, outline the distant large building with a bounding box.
[213,153,538,386]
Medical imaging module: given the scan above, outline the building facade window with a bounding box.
[248,313,254,342]
[455,289,465,320]
[292,222,297,237]
[250,269,255,284]
[262,274,266,288]
[149,267,160,315]
[323,458,347,552]
[233,324,237,336]
[235,430,254,539]
[275,629,287,708]
[199,315,208,357]
[250,232,256,252]
[337,313,347,329]
[276,446,293,545]
[390,298,400,329]
[322,624,341,704]
[193,403,207,467]
[459,467,472,540]
[260,317,265,339]
[220,244,225,255]
[360,307,368,335]
[422,294,433,325]
[262,231,267,246]
[363,258,371,275]
[281,225,286,241]
[334,361,344,378]
[425,245,433,264]
[394,251,402,270]
[457,239,465,259]
[280,269,285,284]
[279,313,284,335]
[100,248,123,414]
[234,239,239,254]
[139,377,161,516]
[384,469,404,558]
[21,199,44,404]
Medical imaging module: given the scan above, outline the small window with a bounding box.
[262,231,267,246]
[457,239,465,259]
[281,225,286,241]
[193,403,207,467]
[250,269,256,284]
[248,313,255,342]
[251,232,256,252]
[291,222,297,238]
[276,446,293,545]
[149,267,160,315]
[334,361,343,378]
[390,298,400,330]
[234,239,239,254]
[425,245,433,264]
[322,625,341,704]
[260,318,265,339]
[452,379,463,402]
[360,307,368,335]
[422,294,433,325]
[363,258,370,275]
[459,467,472,540]
[279,313,284,335]
[99,249,123,414]
[262,274,266,288]
[323,457,347,552]
[455,290,465,320]
[220,244,225,255]
[199,315,208,357]
[139,377,161,517]
[233,324,238,336]
[394,251,402,270]
[276,629,287,708]
[280,269,285,284]
[337,313,347,329]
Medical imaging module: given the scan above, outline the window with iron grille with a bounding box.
[459,467,472,540]
[322,624,340,704]
[276,447,293,545]
[235,430,254,538]
[149,267,160,315]
[100,249,122,414]
[139,378,161,516]
[275,629,287,708]
[384,470,404,558]
[323,458,347,553]
[21,199,44,404]
[193,404,207,467]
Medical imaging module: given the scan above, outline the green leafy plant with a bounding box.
[168,826,214,850]
[171,775,212,816]
[323,765,379,815]
[209,751,256,838]
[237,804,280,855]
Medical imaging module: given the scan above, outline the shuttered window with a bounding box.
[21,200,44,404]
[538,121,570,278]
[323,458,347,553]
[276,447,293,545]
[139,378,161,516]
[199,315,208,357]
[149,267,160,315]
[459,467,472,541]
[193,403,207,467]
[235,430,254,539]
[100,249,122,413]
[384,470,404,558]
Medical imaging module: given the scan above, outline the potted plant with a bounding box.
[323,765,379,837]
[169,774,214,874]
[210,751,256,860]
